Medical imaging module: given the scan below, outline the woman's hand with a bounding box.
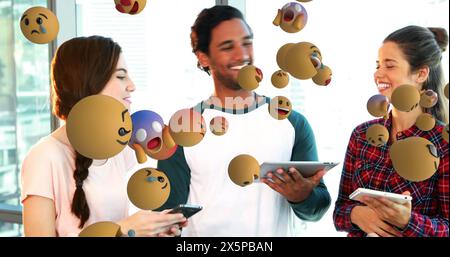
[156,210,189,237]
[118,210,186,237]
[350,205,403,237]
[360,191,412,230]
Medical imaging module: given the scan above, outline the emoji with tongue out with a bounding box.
[20,6,59,44]
[312,65,332,86]
[114,0,147,15]
[273,2,308,34]
[129,110,165,164]
[238,65,263,91]
[268,96,292,120]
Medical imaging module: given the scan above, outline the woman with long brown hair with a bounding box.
[333,26,448,237]
[20,36,186,236]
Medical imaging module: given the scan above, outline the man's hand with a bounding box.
[360,191,412,230]
[260,167,325,203]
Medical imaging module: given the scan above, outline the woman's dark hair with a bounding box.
[384,25,449,123]
[51,36,122,228]
[190,5,252,75]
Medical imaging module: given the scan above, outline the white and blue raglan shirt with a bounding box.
[157,94,331,236]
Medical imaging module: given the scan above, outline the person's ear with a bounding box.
[197,51,210,70]
[415,66,430,84]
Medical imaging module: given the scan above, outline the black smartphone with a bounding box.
[168,204,203,218]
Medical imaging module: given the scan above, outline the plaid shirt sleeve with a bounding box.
[333,129,364,235]
[400,153,449,237]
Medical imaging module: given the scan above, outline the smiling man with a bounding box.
[158,5,331,236]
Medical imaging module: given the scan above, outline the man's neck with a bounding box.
[212,83,255,110]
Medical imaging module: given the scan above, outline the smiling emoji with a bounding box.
[391,84,420,112]
[268,96,292,120]
[273,2,308,34]
[129,110,165,163]
[114,0,147,15]
[20,6,59,44]
[237,65,263,91]
[228,154,260,187]
[169,108,206,147]
[66,95,132,159]
[127,168,170,210]
[271,70,290,89]
[390,137,440,182]
[366,124,389,147]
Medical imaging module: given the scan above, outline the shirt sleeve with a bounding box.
[156,146,191,210]
[20,141,55,203]
[400,151,449,237]
[332,128,364,235]
[288,111,331,221]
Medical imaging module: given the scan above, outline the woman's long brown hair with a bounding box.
[51,36,121,228]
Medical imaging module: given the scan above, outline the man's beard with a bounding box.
[214,68,242,91]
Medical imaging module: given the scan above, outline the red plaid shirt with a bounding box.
[333,113,449,237]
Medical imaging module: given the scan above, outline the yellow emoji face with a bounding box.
[415,113,436,132]
[285,42,322,80]
[20,6,59,44]
[442,124,449,143]
[271,70,290,89]
[127,168,170,210]
[312,65,332,86]
[276,43,295,72]
[444,83,448,100]
[237,65,263,91]
[367,94,390,118]
[273,2,308,34]
[209,116,229,136]
[268,96,292,120]
[419,89,438,109]
[366,124,389,147]
[66,95,132,159]
[390,137,440,182]
[79,221,122,237]
[169,109,206,147]
[391,84,420,112]
[114,0,147,15]
[228,154,260,187]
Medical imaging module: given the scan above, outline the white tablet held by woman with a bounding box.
[350,188,412,204]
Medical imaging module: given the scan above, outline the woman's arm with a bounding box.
[23,195,56,236]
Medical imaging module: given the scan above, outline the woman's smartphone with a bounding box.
[168,204,203,218]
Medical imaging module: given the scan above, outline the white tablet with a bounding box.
[350,188,412,204]
[257,161,340,181]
